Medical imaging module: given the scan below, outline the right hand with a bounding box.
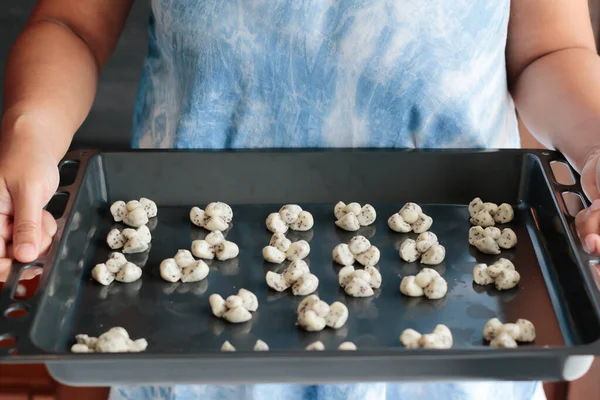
[0,139,59,281]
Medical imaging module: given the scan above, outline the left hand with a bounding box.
[575,149,600,254]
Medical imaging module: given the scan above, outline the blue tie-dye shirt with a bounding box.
[132,0,519,149]
[121,1,540,399]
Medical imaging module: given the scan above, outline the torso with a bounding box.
[132,0,518,149]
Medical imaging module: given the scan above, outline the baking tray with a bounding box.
[1,149,599,386]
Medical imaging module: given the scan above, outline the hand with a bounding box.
[576,149,600,254]
[0,138,59,281]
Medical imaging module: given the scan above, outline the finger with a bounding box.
[0,258,12,282]
[6,243,13,260]
[19,267,43,280]
[39,233,53,257]
[581,157,600,201]
[0,180,14,216]
[0,238,6,259]
[41,210,58,237]
[575,200,600,253]
[7,233,52,259]
[12,185,44,262]
[0,214,13,241]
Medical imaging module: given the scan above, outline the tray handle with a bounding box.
[536,151,600,311]
[0,149,94,356]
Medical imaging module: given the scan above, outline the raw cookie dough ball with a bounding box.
[483,318,504,341]
[297,310,327,332]
[237,288,259,312]
[474,236,501,255]
[115,262,142,283]
[400,328,422,349]
[354,245,380,267]
[516,319,536,342]
[412,214,433,233]
[500,323,521,341]
[92,264,115,286]
[215,240,240,261]
[334,201,347,220]
[325,302,349,329]
[349,236,371,254]
[160,259,182,283]
[416,232,438,253]
[206,202,233,222]
[263,245,286,263]
[270,232,292,252]
[122,206,149,228]
[494,203,514,224]
[332,243,355,266]
[139,197,158,218]
[494,269,520,290]
[209,294,227,318]
[497,228,517,249]
[357,204,377,226]
[181,260,210,283]
[470,210,495,228]
[254,340,269,351]
[487,258,515,278]
[290,210,314,231]
[472,264,494,286]
[415,268,440,288]
[468,198,484,218]
[110,201,127,222]
[335,212,360,231]
[423,276,447,300]
[221,341,236,351]
[484,227,501,240]
[483,202,499,215]
[344,276,375,297]
[420,244,445,265]
[190,207,206,227]
[490,332,517,348]
[285,240,311,261]
[266,212,289,234]
[305,341,325,351]
[266,271,290,292]
[107,229,126,250]
[400,203,422,224]
[338,341,357,351]
[400,276,424,297]
[469,226,486,245]
[388,213,412,233]
[292,273,319,296]
[399,239,420,263]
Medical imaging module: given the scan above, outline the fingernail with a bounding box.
[15,244,36,260]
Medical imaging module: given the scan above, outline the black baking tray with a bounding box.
[1,149,599,386]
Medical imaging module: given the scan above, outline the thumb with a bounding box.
[12,184,44,263]
[580,154,600,201]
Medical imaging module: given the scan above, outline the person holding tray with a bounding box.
[2,0,600,399]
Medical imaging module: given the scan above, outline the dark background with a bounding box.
[1,1,599,149]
